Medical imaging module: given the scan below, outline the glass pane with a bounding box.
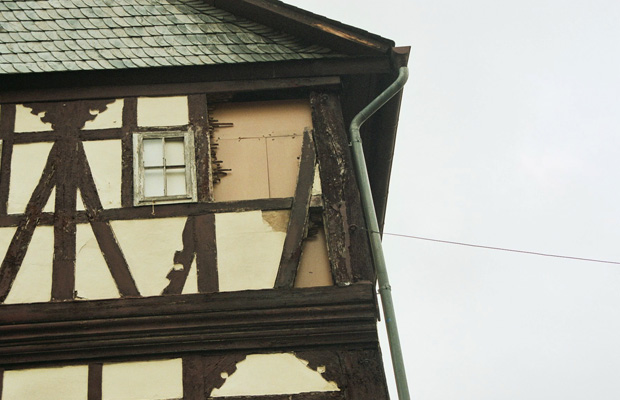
[143,138,164,167]
[166,168,187,196]
[164,137,185,167]
[144,168,165,197]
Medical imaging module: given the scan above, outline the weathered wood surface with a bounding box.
[310,91,373,285]
[0,198,293,228]
[275,130,316,288]
[121,97,137,207]
[0,104,15,215]
[0,284,378,366]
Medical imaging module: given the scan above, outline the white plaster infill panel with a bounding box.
[2,365,88,400]
[137,96,189,127]
[8,142,54,215]
[102,359,183,400]
[83,140,122,209]
[14,104,53,132]
[210,353,339,397]
[216,210,289,292]
[111,217,192,296]
[82,99,123,130]
[75,224,120,300]
[4,226,53,304]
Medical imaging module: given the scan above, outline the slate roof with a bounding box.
[0,0,344,74]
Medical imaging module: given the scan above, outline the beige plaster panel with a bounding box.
[102,359,183,400]
[212,134,303,201]
[14,104,52,132]
[295,228,333,288]
[8,142,54,214]
[212,100,311,202]
[266,135,303,198]
[212,137,269,201]
[75,224,120,300]
[82,99,123,130]
[211,99,312,140]
[2,365,88,400]
[83,140,122,209]
[4,226,53,304]
[211,353,339,397]
[137,96,189,127]
[111,217,195,296]
[216,210,288,292]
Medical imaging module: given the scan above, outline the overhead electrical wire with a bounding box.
[381,232,620,265]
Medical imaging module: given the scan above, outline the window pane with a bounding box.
[143,138,163,167]
[166,168,187,196]
[164,137,185,167]
[144,168,165,197]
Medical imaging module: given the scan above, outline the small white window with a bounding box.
[133,131,196,205]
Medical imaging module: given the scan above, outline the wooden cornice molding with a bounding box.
[0,283,379,367]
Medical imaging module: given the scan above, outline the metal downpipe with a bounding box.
[349,66,410,400]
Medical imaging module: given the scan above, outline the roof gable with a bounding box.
[0,0,347,74]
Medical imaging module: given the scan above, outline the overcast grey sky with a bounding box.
[288,1,620,398]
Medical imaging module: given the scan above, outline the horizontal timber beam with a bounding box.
[0,198,293,227]
[0,283,378,367]
[1,76,340,104]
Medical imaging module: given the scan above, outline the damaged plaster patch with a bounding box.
[210,353,339,397]
[262,210,290,232]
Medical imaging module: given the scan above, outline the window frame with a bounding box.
[133,130,197,206]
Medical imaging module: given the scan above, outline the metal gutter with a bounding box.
[349,66,410,400]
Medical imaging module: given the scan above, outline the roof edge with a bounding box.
[208,0,395,56]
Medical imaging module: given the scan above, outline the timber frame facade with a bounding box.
[0,1,409,399]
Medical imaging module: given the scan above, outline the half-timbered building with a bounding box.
[0,0,409,398]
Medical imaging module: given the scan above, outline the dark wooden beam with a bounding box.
[195,214,218,293]
[0,198,293,228]
[0,104,15,215]
[0,284,378,367]
[275,130,316,288]
[87,363,103,400]
[189,94,212,202]
[121,98,137,208]
[310,92,373,284]
[1,75,345,104]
